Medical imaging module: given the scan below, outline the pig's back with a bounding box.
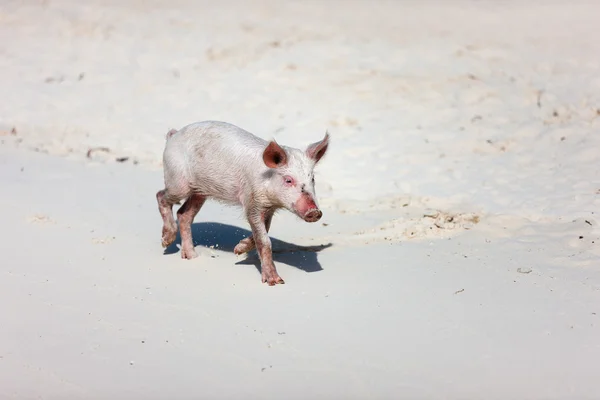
[165,120,268,203]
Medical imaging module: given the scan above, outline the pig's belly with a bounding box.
[187,170,243,206]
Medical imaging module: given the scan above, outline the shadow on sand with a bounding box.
[164,221,332,273]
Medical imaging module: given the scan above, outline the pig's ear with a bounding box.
[263,140,288,169]
[306,131,329,164]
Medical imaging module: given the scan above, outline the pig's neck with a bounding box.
[259,179,285,210]
[235,177,281,211]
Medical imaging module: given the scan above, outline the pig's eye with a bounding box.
[283,176,295,186]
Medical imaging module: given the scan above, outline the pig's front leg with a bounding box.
[234,208,274,255]
[247,209,284,286]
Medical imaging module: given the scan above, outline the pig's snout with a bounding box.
[303,208,322,222]
[294,193,322,222]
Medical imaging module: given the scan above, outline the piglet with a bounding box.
[156,120,329,285]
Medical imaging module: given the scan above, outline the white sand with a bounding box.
[1,0,600,398]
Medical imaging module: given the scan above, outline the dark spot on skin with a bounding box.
[261,170,276,179]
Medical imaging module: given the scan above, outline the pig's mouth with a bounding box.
[291,204,322,222]
[302,208,322,223]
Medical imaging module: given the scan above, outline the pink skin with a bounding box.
[280,174,323,222]
[156,190,206,259]
[247,207,284,285]
[156,189,177,248]
[176,193,206,259]
[233,209,274,255]
[156,121,329,286]
[293,192,322,222]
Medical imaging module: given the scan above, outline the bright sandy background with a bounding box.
[1,1,600,398]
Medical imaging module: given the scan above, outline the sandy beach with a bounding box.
[1,1,600,398]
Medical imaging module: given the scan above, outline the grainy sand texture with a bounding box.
[1,1,600,399]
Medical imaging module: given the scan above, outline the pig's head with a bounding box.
[262,132,329,223]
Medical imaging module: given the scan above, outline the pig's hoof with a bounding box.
[161,226,177,248]
[233,244,246,255]
[234,239,255,255]
[181,247,197,260]
[262,272,285,286]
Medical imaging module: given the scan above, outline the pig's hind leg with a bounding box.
[157,189,181,248]
[176,193,207,259]
[156,171,191,248]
